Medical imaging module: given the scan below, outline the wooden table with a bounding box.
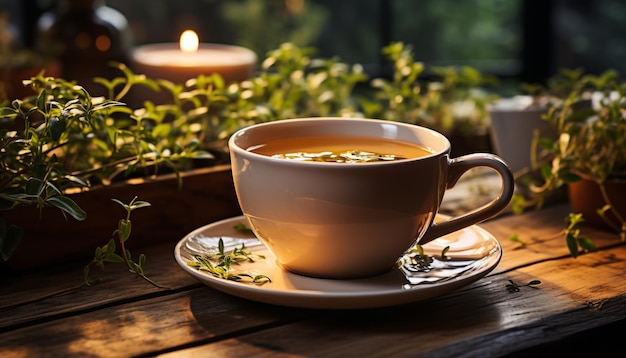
[2,201,625,357]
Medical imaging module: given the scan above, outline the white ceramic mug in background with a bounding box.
[488,96,551,174]
[229,117,514,279]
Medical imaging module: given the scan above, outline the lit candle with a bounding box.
[129,30,257,84]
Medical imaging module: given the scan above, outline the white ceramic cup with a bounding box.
[488,96,551,174]
[229,117,514,279]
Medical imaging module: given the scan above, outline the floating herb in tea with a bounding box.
[273,150,406,163]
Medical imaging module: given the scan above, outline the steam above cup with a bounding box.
[229,117,514,279]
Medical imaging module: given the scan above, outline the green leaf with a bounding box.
[36,89,47,111]
[566,233,579,258]
[43,180,64,196]
[49,117,66,141]
[509,233,526,246]
[106,253,124,263]
[190,151,214,159]
[46,195,87,221]
[111,198,127,209]
[152,123,171,137]
[92,100,126,111]
[25,178,44,196]
[577,237,596,252]
[537,137,555,150]
[104,239,116,255]
[510,194,526,215]
[441,246,450,258]
[118,219,131,243]
[129,201,151,211]
[0,106,18,118]
[560,173,582,183]
[63,175,89,188]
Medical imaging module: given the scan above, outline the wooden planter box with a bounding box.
[2,164,242,270]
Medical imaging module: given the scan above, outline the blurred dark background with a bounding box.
[2,0,625,92]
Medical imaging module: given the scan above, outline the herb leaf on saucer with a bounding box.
[187,238,271,285]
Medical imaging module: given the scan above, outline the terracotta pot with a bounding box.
[1,164,242,270]
[568,178,626,231]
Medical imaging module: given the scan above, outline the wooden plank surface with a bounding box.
[1,203,625,357]
[153,244,626,357]
[0,241,199,330]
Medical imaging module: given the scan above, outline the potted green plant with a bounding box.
[519,69,626,255]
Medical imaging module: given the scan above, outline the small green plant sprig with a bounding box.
[187,238,271,285]
[508,233,527,246]
[564,213,596,258]
[507,215,595,258]
[404,244,451,271]
[506,279,542,293]
[84,197,166,288]
[405,245,434,271]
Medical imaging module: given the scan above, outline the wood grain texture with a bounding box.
[1,203,625,357]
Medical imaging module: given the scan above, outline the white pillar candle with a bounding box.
[129,30,257,85]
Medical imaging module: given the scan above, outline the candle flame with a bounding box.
[180,30,199,53]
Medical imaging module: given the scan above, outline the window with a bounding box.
[4,0,626,85]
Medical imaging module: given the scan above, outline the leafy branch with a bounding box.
[83,197,167,288]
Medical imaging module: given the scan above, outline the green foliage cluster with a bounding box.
[363,42,499,136]
[517,68,626,255]
[536,71,626,184]
[0,72,212,260]
[0,41,496,262]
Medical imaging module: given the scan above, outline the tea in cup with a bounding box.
[229,117,514,279]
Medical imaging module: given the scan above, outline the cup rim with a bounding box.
[228,117,450,166]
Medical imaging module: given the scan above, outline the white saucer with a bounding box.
[174,215,502,310]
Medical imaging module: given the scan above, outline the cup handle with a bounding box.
[419,153,514,245]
